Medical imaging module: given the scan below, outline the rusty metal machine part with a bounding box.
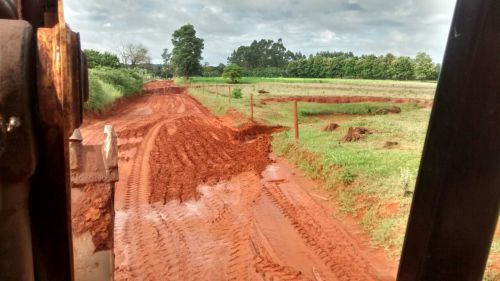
[0,19,37,281]
[70,126,118,281]
[31,3,88,280]
[0,0,17,19]
[1,0,91,280]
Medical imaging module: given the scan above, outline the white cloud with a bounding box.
[64,0,456,65]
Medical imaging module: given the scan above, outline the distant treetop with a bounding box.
[84,49,121,69]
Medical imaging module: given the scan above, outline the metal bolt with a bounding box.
[6,117,21,132]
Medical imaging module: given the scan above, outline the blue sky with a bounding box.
[65,0,457,65]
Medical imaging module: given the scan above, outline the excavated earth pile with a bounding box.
[81,83,396,281]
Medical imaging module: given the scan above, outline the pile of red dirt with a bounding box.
[143,80,174,89]
[233,122,285,141]
[322,123,340,132]
[149,116,274,203]
[143,80,185,95]
[343,127,373,142]
[261,95,432,107]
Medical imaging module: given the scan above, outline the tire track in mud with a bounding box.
[263,182,380,281]
[83,83,394,281]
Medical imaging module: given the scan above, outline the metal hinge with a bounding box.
[0,114,21,157]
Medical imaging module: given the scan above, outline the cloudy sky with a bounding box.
[65,0,457,65]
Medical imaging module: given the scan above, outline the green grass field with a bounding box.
[176,76,438,87]
[185,79,499,280]
[180,78,436,101]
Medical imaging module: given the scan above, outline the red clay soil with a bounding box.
[72,183,114,251]
[261,95,433,107]
[149,118,273,203]
[81,84,397,281]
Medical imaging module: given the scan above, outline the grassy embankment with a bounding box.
[182,78,499,280]
[85,67,145,111]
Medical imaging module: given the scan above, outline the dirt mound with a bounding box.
[343,127,373,142]
[384,141,399,149]
[261,95,432,107]
[376,106,401,114]
[149,117,274,203]
[258,89,270,94]
[143,80,185,95]
[234,122,284,141]
[143,80,174,89]
[322,123,340,132]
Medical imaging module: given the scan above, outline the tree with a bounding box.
[119,43,151,68]
[228,39,296,69]
[83,49,120,68]
[222,64,243,83]
[161,48,173,78]
[171,24,204,79]
[414,52,438,81]
[390,57,415,80]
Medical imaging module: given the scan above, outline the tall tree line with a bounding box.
[226,39,440,81]
[286,52,439,80]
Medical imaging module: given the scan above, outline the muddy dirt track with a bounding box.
[82,82,396,281]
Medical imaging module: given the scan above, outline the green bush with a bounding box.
[84,71,122,111]
[90,67,144,97]
[222,64,243,83]
[84,67,145,111]
[232,88,243,99]
[338,169,356,185]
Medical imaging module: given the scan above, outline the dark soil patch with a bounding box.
[383,141,399,149]
[258,90,270,94]
[343,127,373,142]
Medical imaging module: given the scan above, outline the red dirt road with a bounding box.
[81,83,396,281]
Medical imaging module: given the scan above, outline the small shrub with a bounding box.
[338,169,356,185]
[400,168,413,197]
[232,88,243,99]
[222,64,242,83]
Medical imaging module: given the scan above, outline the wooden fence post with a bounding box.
[294,99,299,141]
[250,94,254,122]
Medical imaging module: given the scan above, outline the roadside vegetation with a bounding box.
[85,68,144,111]
[83,49,146,111]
